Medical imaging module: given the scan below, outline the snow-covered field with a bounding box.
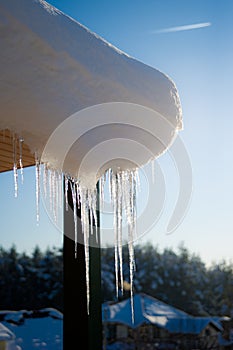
[0,309,62,350]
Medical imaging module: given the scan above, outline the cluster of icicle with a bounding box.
[100,169,138,322]
[64,168,138,321]
[10,132,138,323]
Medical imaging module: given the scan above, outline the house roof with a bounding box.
[0,308,63,325]
[102,293,223,334]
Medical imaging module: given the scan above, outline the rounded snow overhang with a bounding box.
[0,0,182,186]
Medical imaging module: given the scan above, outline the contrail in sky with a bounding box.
[152,22,211,34]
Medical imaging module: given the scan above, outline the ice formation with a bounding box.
[5,129,140,319]
[65,168,139,319]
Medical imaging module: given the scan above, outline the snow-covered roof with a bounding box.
[0,0,182,185]
[0,308,63,325]
[102,293,223,334]
[0,322,15,341]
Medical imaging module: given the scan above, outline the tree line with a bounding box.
[0,243,232,317]
[0,245,63,312]
[101,242,233,317]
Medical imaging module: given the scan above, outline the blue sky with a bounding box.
[1,0,233,265]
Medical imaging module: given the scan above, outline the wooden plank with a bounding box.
[0,129,35,173]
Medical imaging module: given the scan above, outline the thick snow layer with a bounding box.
[0,0,182,184]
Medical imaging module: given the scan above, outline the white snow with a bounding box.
[1,309,62,350]
[0,0,182,179]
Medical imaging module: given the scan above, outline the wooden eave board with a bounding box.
[0,129,35,173]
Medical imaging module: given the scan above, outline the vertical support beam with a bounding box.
[63,180,102,350]
[63,180,88,347]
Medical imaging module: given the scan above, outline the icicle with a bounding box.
[76,181,81,209]
[51,170,59,223]
[121,169,137,324]
[135,168,141,193]
[42,167,63,229]
[80,188,91,314]
[99,173,106,243]
[43,163,48,199]
[19,137,24,184]
[35,154,41,223]
[74,185,99,314]
[64,175,69,211]
[128,171,137,324]
[71,180,78,258]
[89,188,98,242]
[117,172,124,295]
[12,134,18,198]
[98,168,138,320]
[108,169,113,202]
[89,197,94,237]
[57,171,63,210]
[49,169,53,212]
[99,172,106,209]
[111,171,119,298]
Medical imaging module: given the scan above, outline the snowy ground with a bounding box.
[0,309,62,350]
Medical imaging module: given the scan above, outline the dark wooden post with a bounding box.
[63,180,102,349]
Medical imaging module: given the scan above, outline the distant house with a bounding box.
[102,293,223,349]
[0,323,15,350]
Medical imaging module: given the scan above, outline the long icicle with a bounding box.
[35,154,41,224]
[13,133,18,198]
[117,172,124,296]
[111,171,119,299]
[43,163,48,199]
[80,188,91,314]
[65,175,69,212]
[123,169,137,324]
[71,180,78,259]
